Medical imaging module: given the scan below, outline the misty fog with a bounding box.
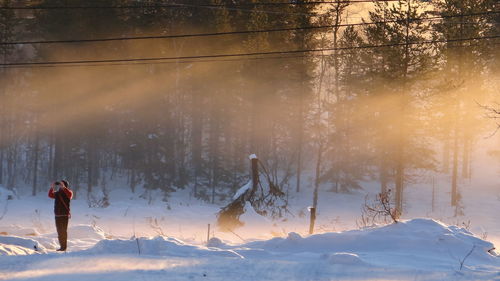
[0,0,499,226]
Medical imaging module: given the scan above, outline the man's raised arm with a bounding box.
[48,183,55,199]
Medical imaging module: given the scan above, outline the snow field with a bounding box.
[1,217,499,280]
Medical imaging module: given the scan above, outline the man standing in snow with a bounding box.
[48,180,73,251]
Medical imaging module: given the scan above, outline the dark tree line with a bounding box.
[0,0,498,215]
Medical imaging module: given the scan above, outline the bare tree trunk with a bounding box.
[209,95,220,204]
[92,147,99,187]
[380,156,388,194]
[309,142,323,234]
[461,136,471,179]
[52,134,63,180]
[6,145,15,188]
[442,136,450,173]
[394,1,412,215]
[0,23,6,187]
[395,156,404,214]
[295,141,302,193]
[295,91,304,193]
[0,146,3,186]
[451,9,467,211]
[191,90,202,198]
[451,126,459,207]
[130,168,136,193]
[48,134,54,182]
[0,116,4,186]
[32,132,39,196]
[87,140,97,195]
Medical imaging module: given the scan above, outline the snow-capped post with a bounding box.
[207,223,211,245]
[217,153,287,232]
[250,154,258,196]
[308,207,316,234]
[216,154,258,231]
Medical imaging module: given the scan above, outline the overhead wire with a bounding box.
[0,0,409,10]
[0,0,474,16]
[1,34,498,68]
[7,39,498,69]
[1,10,498,46]
[0,1,321,16]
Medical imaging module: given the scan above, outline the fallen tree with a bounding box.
[217,154,287,232]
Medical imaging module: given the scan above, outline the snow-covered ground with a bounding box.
[0,138,499,280]
[0,217,499,281]
[1,179,500,281]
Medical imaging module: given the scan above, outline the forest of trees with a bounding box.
[0,0,498,215]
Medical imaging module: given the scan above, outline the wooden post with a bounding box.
[309,207,316,234]
[136,238,141,255]
[250,154,258,194]
[207,223,211,244]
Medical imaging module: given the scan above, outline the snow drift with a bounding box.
[0,186,14,201]
[0,224,108,253]
[87,236,243,258]
[1,218,498,277]
[245,219,493,253]
[0,235,46,255]
[238,218,497,270]
[68,224,107,240]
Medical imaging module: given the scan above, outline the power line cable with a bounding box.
[1,34,497,68]
[2,10,498,46]
[129,2,318,16]
[3,35,498,69]
[0,0,449,16]
[0,0,407,10]
[15,41,497,68]
[0,1,320,16]
[6,41,499,71]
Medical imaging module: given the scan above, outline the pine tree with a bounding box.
[0,0,20,189]
[432,0,496,215]
[363,0,435,215]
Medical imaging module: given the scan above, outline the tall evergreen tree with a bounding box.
[432,0,496,215]
[363,0,435,214]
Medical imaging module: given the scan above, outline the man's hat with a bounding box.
[61,180,69,188]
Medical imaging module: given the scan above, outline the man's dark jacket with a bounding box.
[48,188,73,216]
